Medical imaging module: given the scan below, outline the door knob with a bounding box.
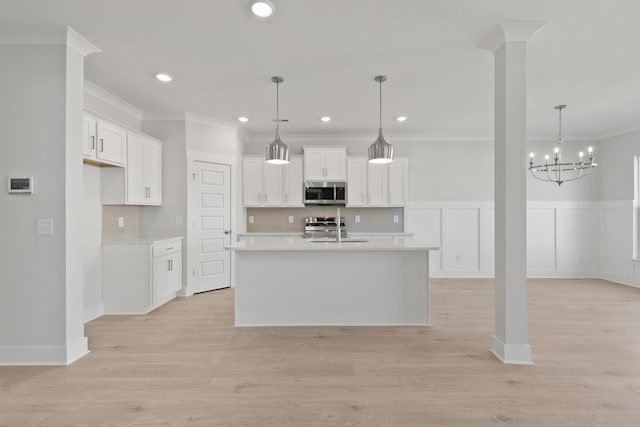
[224,230,231,234]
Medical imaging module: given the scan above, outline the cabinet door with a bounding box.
[367,163,388,206]
[152,256,169,303]
[96,121,126,166]
[126,135,146,204]
[82,115,97,159]
[347,157,367,206]
[283,157,304,207]
[304,149,325,181]
[242,157,263,206]
[323,148,347,181]
[166,253,182,294]
[143,140,162,204]
[263,162,283,206]
[388,158,408,206]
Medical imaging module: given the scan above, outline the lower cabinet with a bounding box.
[102,237,183,314]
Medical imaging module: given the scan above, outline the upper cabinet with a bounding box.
[83,113,126,167]
[303,147,347,181]
[242,156,304,207]
[102,132,163,206]
[346,156,408,207]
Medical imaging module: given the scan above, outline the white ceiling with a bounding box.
[2,0,640,140]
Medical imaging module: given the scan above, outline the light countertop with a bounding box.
[228,237,438,252]
[102,236,184,245]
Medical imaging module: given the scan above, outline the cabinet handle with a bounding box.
[99,138,104,152]
[90,135,95,150]
[264,194,267,203]
[166,247,175,251]
[167,259,172,271]
[145,187,150,198]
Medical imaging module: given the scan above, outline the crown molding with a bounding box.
[480,22,545,52]
[0,26,101,56]
[592,125,640,142]
[184,112,239,132]
[84,80,143,120]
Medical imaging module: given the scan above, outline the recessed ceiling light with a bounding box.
[320,116,331,122]
[155,73,172,82]
[396,116,407,122]
[238,116,249,123]
[251,1,275,18]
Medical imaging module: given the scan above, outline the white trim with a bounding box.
[600,272,640,289]
[491,335,533,365]
[186,150,238,166]
[479,22,545,52]
[0,26,101,57]
[84,80,143,120]
[0,339,88,366]
[408,201,494,209]
[84,302,104,323]
[184,112,239,132]
[142,112,186,121]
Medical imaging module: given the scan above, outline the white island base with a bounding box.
[231,238,436,326]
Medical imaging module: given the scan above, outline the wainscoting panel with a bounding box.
[601,201,636,286]
[444,209,479,273]
[407,201,603,279]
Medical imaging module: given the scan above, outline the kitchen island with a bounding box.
[228,237,438,326]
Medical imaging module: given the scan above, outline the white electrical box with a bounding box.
[8,176,34,194]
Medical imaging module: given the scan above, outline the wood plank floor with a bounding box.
[1,278,639,426]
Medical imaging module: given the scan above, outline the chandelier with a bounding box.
[528,105,597,186]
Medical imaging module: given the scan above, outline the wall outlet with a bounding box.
[248,216,254,224]
[288,215,294,224]
[355,215,361,223]
[175,215,183,225]
[36,219,53,235]
[393,215,399,223]
[118,217,125,228]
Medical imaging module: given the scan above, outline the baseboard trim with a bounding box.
[600,272,640,289]
[0,339,88,366]
[84,302,104,323]
[491,335,533,365]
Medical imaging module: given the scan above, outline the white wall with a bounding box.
[0,40,89,365]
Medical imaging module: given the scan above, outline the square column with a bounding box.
[481,23,543,365]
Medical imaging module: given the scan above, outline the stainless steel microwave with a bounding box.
[304,182,346,205]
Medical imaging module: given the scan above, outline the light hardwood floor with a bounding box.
[1,278,639,426]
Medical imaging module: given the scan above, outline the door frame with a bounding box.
[185,150,238,295]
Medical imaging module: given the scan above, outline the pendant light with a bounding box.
[528,105,597,186]
[265,76,290,164]
[368,75,394,164]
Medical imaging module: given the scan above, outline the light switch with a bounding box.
[355,215,361,223]
[37,219,53,235]
[393,215,399,223]
[288,216,294,224]
[248,216,254,224]
[118,217,125,228]
[175,215,183,225]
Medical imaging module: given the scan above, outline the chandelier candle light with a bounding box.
[265,76,290,164]
[528,105,597,186]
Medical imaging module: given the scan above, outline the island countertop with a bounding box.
[228,237,439,252]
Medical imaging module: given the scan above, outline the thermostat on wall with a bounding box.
[8,176,34,194]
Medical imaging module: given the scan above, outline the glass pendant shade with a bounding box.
[265,128,289,164]
[265,76,290,165]
[368,75,394,164]
[368,128,394,164]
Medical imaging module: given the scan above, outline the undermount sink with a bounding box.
[305,238,369,243]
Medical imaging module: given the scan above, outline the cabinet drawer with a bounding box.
[152,241,181,257]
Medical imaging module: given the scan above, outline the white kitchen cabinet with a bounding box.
[303,147,347,181]
[346,156,409,207]
[242,156,285,207]
[283,156,304,207]
[102,133,163,206]
[102,237,183,314]
[347,157,367,206]
[83,113,127,166]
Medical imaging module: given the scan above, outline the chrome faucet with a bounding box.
[336,207,341,243]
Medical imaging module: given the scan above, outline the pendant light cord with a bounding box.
[276,80,280,132]
[379,78,382,129]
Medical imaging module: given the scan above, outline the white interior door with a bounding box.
[188,161,231,293]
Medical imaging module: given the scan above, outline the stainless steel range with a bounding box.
[303,216,347,239]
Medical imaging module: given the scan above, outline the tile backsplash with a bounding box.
[103,205,142,240]
[246,206,404,233]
